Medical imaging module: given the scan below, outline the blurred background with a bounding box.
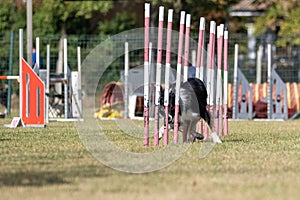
[0,0,299,117]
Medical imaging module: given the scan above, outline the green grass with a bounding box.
[0,118,300,200]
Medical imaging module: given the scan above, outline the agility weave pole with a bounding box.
[183,14,191,82]
[143,3,150,146]
[154,6,165,146]
[223,30,229,135]
[163,9,174,147]
[195,17,205,135]
[143,3,227,146]
[204,21,216,139]
[195,17,205,81]
[173,11,186,144]
[215,24,224,135]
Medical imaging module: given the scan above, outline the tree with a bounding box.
[33,0,113,35]
[254,0,300,46]
[0,0,114,36]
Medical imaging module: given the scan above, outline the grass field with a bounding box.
[0,118,300,200]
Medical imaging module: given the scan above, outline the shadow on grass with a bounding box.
[0,171,69,187]
[0,138,11,142]
[224,139,245,142]
[0,164,111,187]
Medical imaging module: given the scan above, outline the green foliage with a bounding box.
[0,1,12,32]
[254,2,283,35]
[98,12,137,35]
[0,0,113,36]
[64,1,112,20]
[32,0,113,35]
[254,0,300,46]
[0,0,25,33]
[276,5,300,46]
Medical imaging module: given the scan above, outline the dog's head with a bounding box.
[159,78,213,130]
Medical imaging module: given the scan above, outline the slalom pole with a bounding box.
[163,9,173,146]
[205,21,216,139]
[216,24,224,135]
[144,3,150,146]
[174,11,185,144]
[183,14,191,82]
[154,6,164,146]
[196,17,205,80]
[215,25,220,135]
[223,29,229,135]
[196,17,205,134]
[199,18,206,82]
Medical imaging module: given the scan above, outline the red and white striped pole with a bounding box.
[144,3,150,146]
[0,76,19,80]
[205,21,216,138]
[154,6,164,146]
[173,11,185,144]
[183,14,191,82]
[216,24,224,135]
[163,9,173,146]
[196,17,205,80]
[196,17,205,134]
[223,29,229,135]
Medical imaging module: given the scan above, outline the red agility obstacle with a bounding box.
[21,58,45,127]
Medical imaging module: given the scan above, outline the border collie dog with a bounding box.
[160,77,215,143]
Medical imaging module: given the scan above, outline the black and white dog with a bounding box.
[160,77,221,143]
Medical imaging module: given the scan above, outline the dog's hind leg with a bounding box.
[183,121,196,143]
[188,120,203,142]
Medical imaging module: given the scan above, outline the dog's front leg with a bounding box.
[187,120,198,142]
[182,123,188,143]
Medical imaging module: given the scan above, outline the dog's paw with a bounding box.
[193,132,204,140]
[211,132,222,143]
[158,126,164,140]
